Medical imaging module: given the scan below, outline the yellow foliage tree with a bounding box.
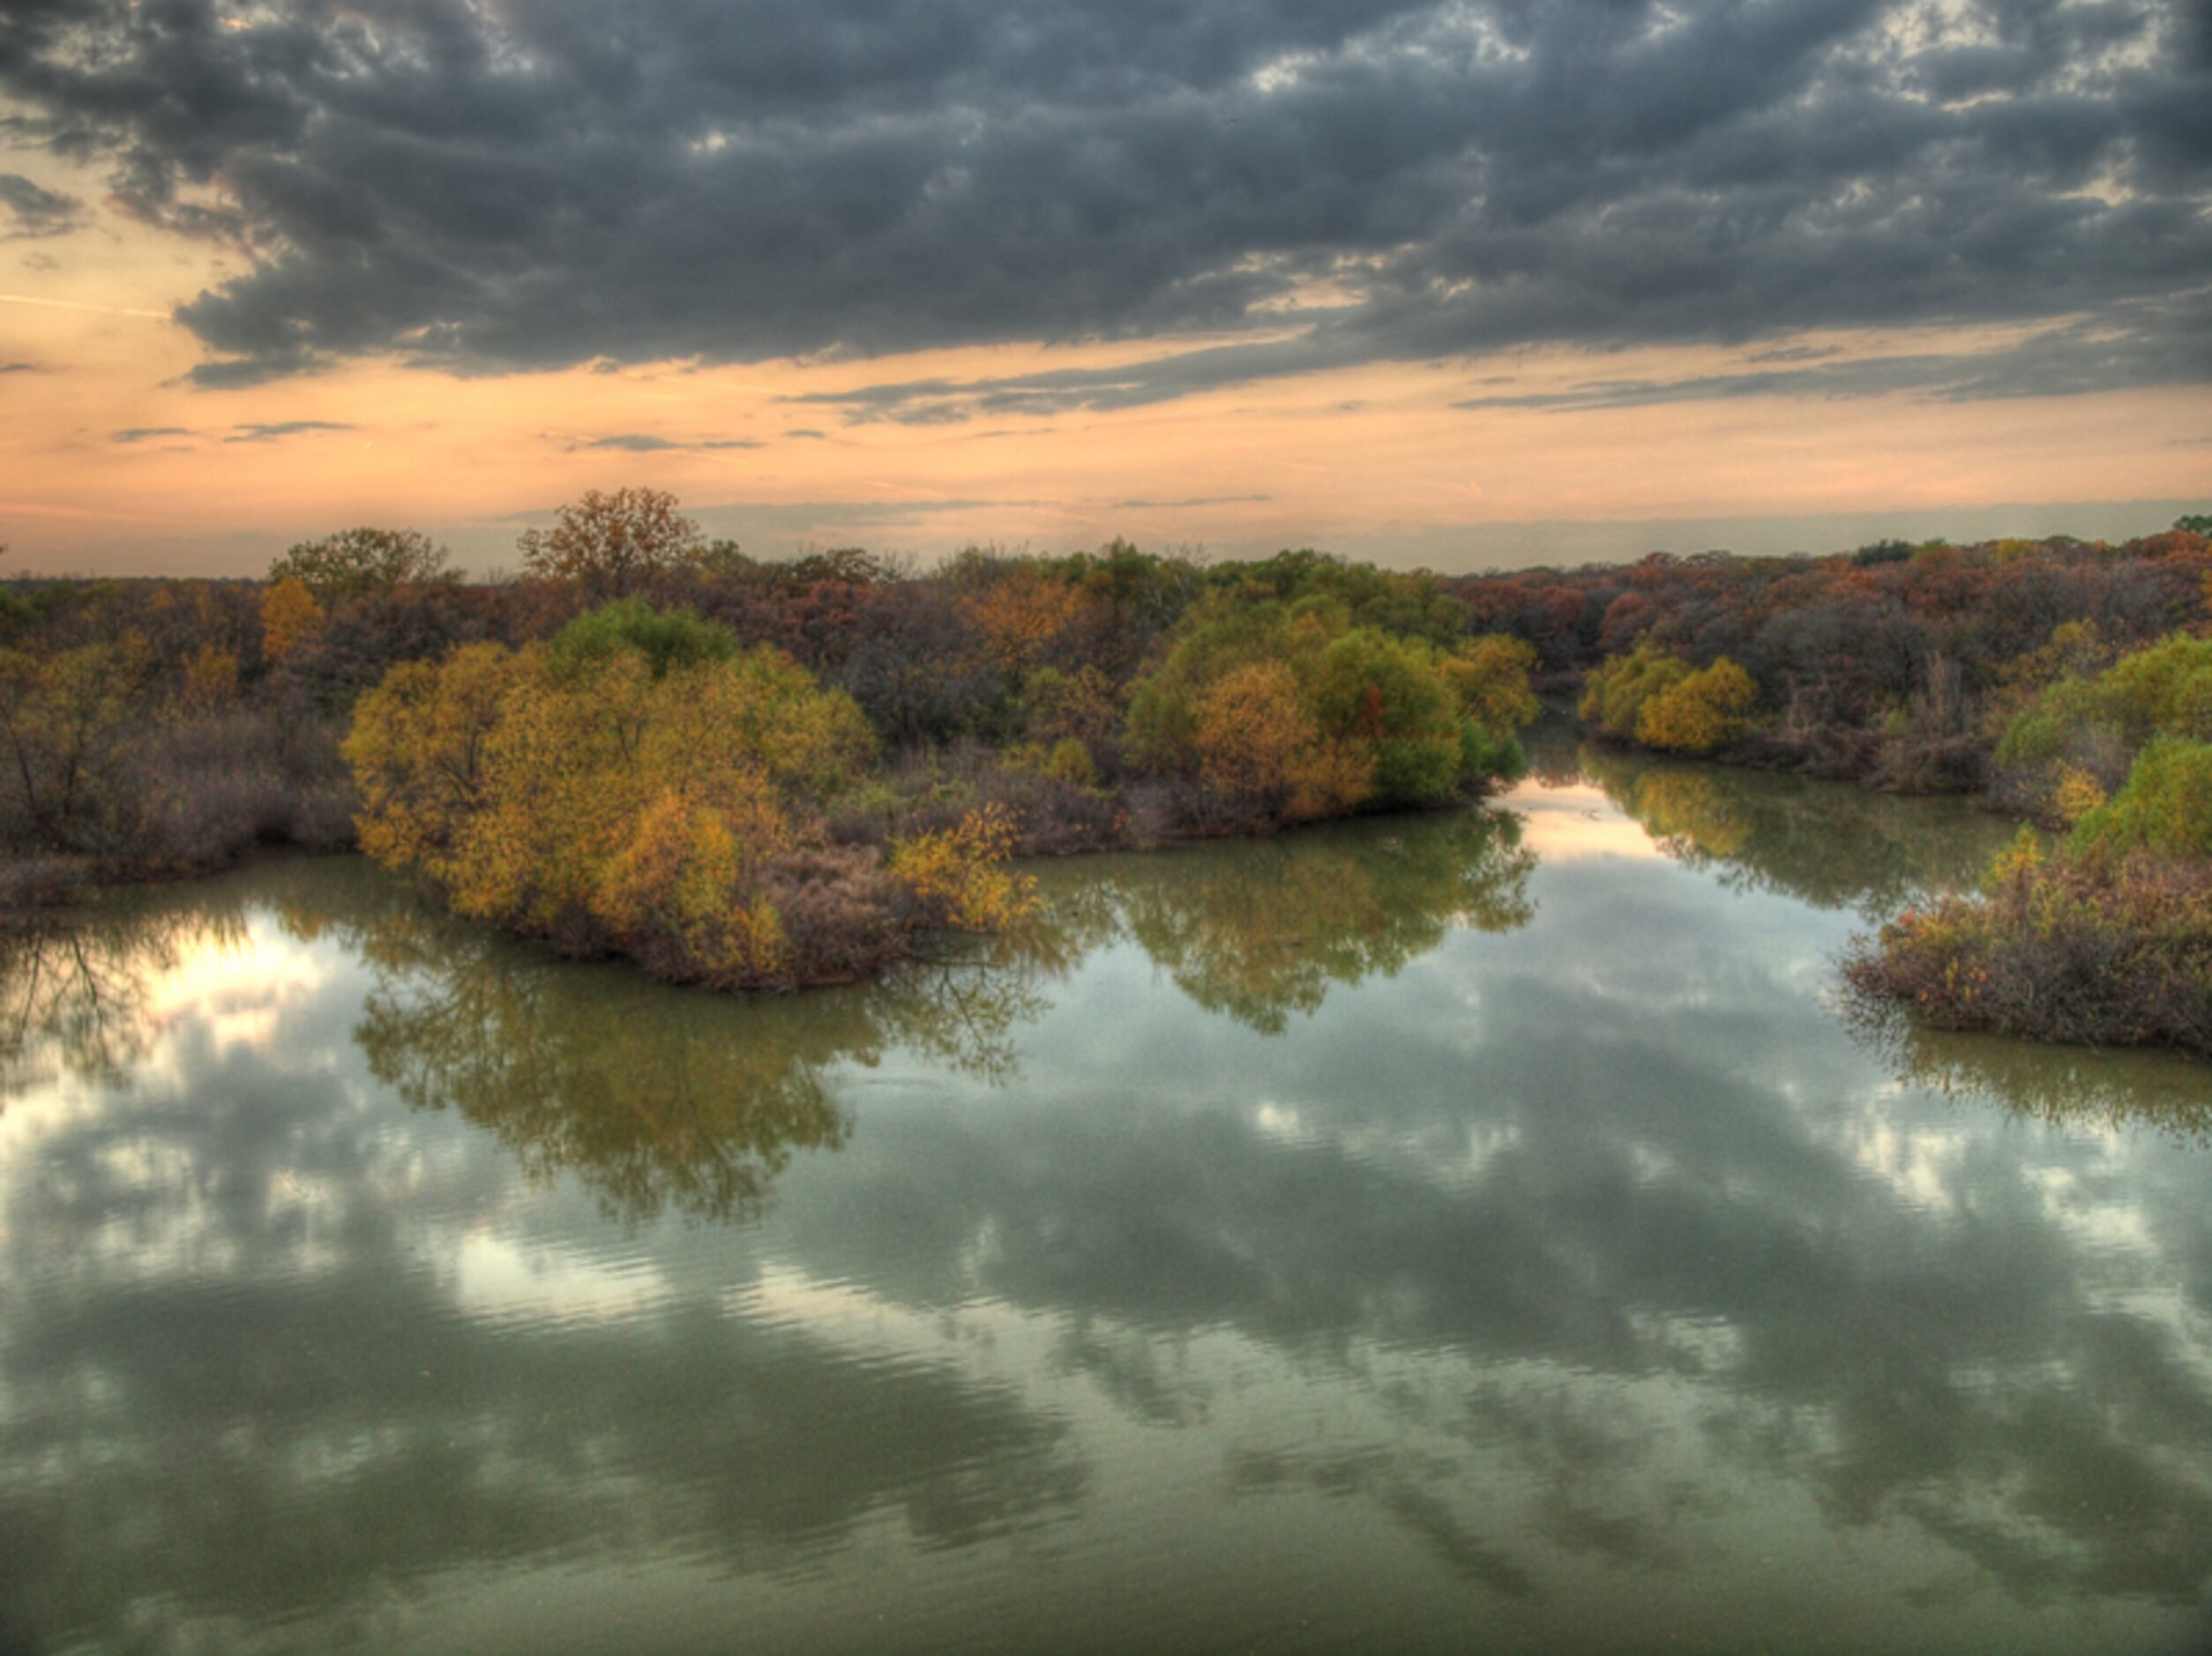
[2051,765,2107,824]
[0,640,146,850]
[888,803,1037,931]
[346,609,1027,989]
[1442,636,1541,735]
[258,577,326,660]
[179,644,239,712]
[1194,660,1316,802]
[1635,659,1757,754]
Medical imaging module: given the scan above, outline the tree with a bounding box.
[1580,644,1691,740]
[959,565,1095,676]
[2072,738,2212,862]
[0,641,146,852]
[258,577,325,660]
[1636,658,1757,754]
[1126,596,1535,820]
[268,527,452,604]
[517,488,706,595]
[344,601,1026,990]
[1194,660,1311,802]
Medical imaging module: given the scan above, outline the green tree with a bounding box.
[2072,738,2212,862]
[1126,595,1535,819]
[268,526,452,604]
[0,641,147,853]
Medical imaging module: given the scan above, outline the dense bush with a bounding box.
[1843,841,2212,1056]
[0,630,350,878]
[2070,738,2212,862]
[1125,595,1535,821]
[1848,619,2212,1057]
[343,608,1032,988]
[38,491,2203,1028]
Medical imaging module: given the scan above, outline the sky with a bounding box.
[0,0,2206,578]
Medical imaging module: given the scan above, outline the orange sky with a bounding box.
[3,139,2205,578]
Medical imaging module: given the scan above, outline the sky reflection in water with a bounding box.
[2,751,2208,1655]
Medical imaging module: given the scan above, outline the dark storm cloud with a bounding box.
[0,172,83,236]
[1,0,2205,399]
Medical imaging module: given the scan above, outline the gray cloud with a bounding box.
[0,1,2204,402]
[0,361,37,374]
[570,432,765,452]
[1110,494,1272,510]
[0,172,83,236]
[113,426,193,443]
[222,421,355,443]
[1452,294,2212,411]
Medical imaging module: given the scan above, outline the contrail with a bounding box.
[0,293,170,320]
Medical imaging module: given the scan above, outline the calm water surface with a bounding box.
[4,750,2210,1654]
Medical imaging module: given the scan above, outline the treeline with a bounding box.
[1455,526,2212,789]
[0,492,1538,986]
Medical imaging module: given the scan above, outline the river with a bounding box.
[3,748,2208,1654]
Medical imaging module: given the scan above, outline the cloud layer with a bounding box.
[2,0,2206,403]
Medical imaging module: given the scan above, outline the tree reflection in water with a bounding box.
[1846,1002,2212,1145]
[1577,743,2017,917]
[1102,809,1536,1034]
[296,878,1058,1227]
[2,807,1536,1227]
[0,896,252,1100]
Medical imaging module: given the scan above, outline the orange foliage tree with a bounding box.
[959,565,1095,676]
[258,577,326,660]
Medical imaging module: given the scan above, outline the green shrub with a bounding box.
[2072,738,2212,862]
[549,599,739,682]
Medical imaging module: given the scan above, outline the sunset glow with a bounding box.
[1,1,2204,574]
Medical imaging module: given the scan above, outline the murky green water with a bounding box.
[4,750,2210,1654]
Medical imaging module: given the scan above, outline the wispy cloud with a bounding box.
[222,421,355,444]
[1453,299,2212,413]
[569,433,765,453]
[114,427,194,443]
[0,174,84,238]
[0,292,168,320]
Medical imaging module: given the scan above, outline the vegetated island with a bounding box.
[0,490,1541,988]
[3,496,2208,1058]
